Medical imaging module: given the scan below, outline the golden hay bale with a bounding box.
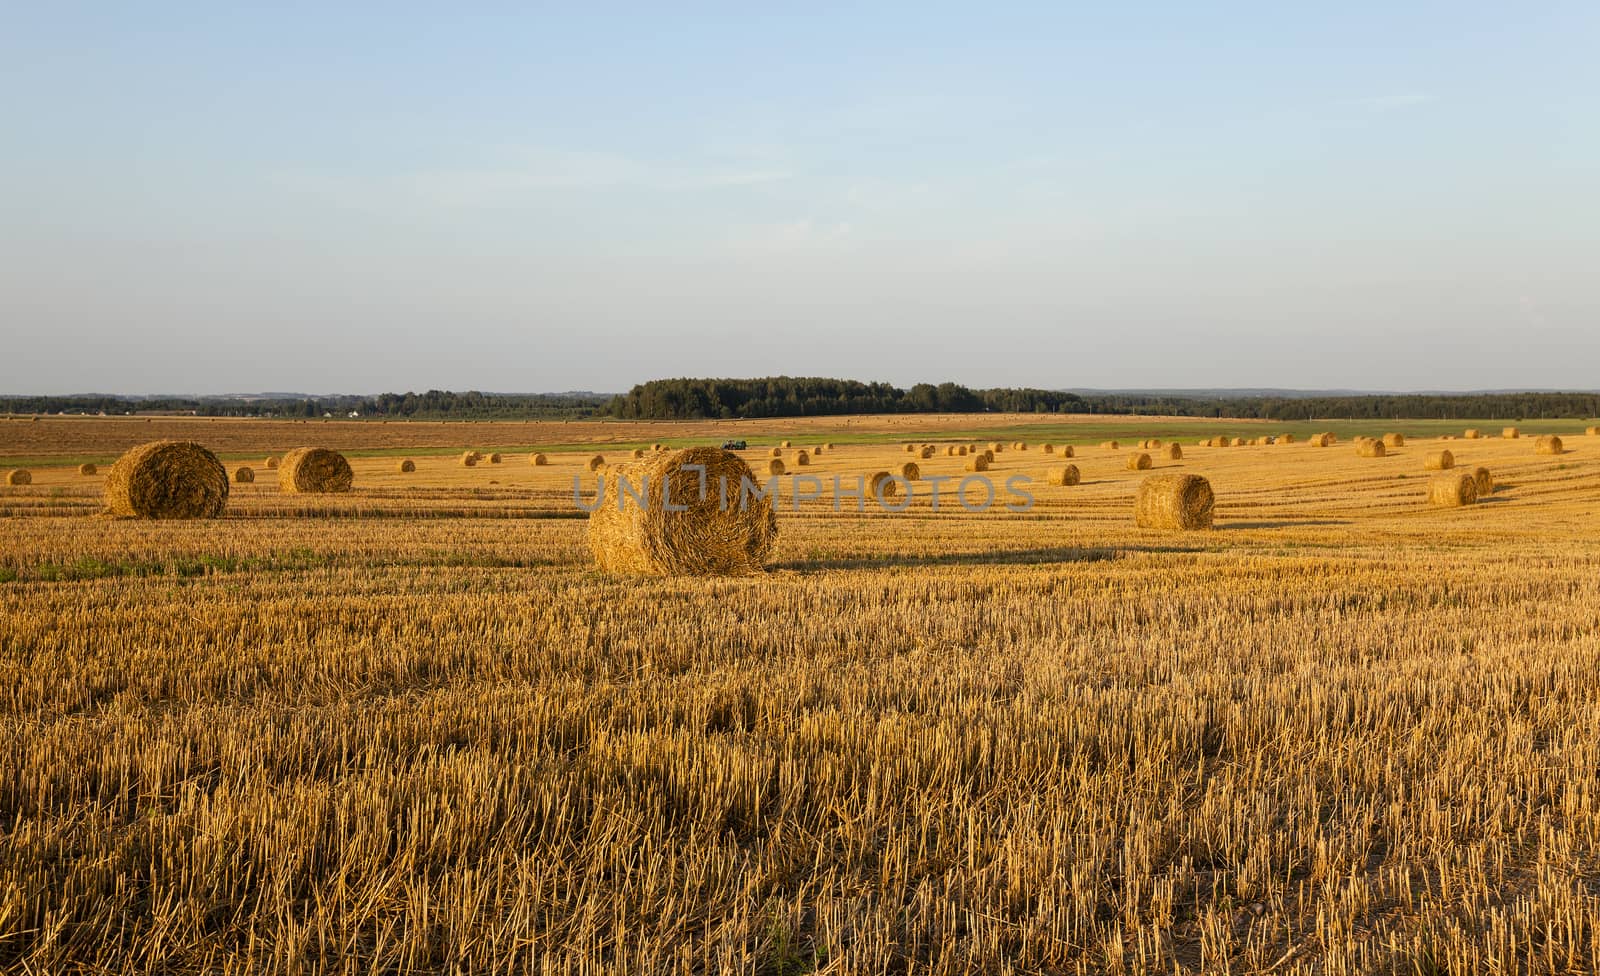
[919,445,936,459]
[966,455,990,472]
[104,441,228,518]
[397,459,416,473]
[771,447,784,458]
[793,450,811,466]
[6,469,32,486]
[1230,437,1246,447]
[869,471,900,499]
[945,445,958,457]
[1424,450,1454,470]
[630,448,645,459]
[530,453,548,466]
[1502,427,1519,439]
[990,442,1005,453]
[1041,443,1054,454]
[1047,464,1080,486]
[905,444,917,453]
[1058,445,1075,458]
[1163,443,1183,460]
[1382,433,1405,448]
[1472,466,1494,495]
[652,443,663,451]
[279,448,354,494]
[1307,433,1330,448]
[780,440,791,448]
[1464,429,1481,439]
[900,461,921,480]
[233,466,255,484]
[78,463,97,476]
[1013,442,1027,451]
[1127,452,1153,470]
[1587,427,1599,437]
[957,445,969,456]
[823,443,835,450]
[1279,433,1295,444]
[768,458,786,475]
[587,455,606,472]
[587,447,776,576]
[460,451,478,467]
[980,449,995,463]
[264,456,279,469]
[488,453,503,464]
[1101,440,1120,450]
[1135,474,1214,529]
[470,451,485,461]
[1429,473,1478,507]
[1535,435,1564,455]
[1356,439,1387,458]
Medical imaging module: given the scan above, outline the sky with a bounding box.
[2,2,1597,395]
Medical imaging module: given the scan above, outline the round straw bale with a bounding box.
[980,449,995,463]
[905,444,917,453]
[1308,433,1331,447]
[1042,443,1055,454]
[78,463,97,476]
[1535,435,1564,455]
[823,443,835,450]
[1382,433,1405,448]
[1059,445,1075,458]
[768,458,786,475]
[652,443,663,451]
[1502,427,1519,439]
[945,445,957,456]
[1163,443,1183,460]
[6,469,32,486]
[1428,473,1478,507]
[397,459,416,473]
[793,450,811,466]
[488,453,503,464]
[1014,442,1027,451]
[1356,439,1387,458]
[630,448,645,459]
[1230,437,1246,447]
[587,447,776,576]
[587,455,606,472]
[1464,429,1481,439]
[460,451,478,467]
[990,442,1005,454]
[1047,464,1080,486]
[780,440,791,448]
[1135,474,1214,530]
[1587,427,1598,437]
[771,447,784,458]
[279,448,354,493]
[868,471,900,500]
[1208,436,1228,448]
[1472,466,1494,495]
[919,445,936,459]
[233,466,255,484]
[966,455,990,472]
[1424,450,1454,470]
[104,441,228,518]
[1101,440,1119,450]
[1127,452,1153,470]
[530,453,548,466]
[1279,434,1295,444]
[900,461,921,480]
[264,456,279,469]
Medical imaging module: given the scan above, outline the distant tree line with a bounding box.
[0,391,610,420]
[603,378,1600,421]
[6,384,1598,422]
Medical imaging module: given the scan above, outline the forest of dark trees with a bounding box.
[5,382,1598,422]
[604,378,1600,422]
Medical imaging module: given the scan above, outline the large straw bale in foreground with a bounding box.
[105,440,229,518]
[1535,435,1564,455]
[587,447,776,576]
[1429,474,1478,507]
[279,448,354,494]
[1134,474,1214,530]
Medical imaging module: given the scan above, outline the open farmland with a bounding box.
[3,416,1600,974]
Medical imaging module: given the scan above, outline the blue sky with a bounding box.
[3,3,1597,394]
